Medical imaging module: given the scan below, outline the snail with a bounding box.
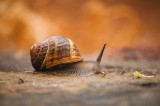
[30,36,106,76]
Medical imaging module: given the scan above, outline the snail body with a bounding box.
[30,36,106,76]
[45,61,100,76]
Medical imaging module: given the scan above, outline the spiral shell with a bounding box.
[30,36,83,71]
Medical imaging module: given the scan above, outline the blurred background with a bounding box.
[0,0,160,60]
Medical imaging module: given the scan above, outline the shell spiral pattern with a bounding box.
[30,36,83,71]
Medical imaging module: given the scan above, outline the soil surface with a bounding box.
[0,52,160,106]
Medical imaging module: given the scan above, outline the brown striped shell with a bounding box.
[30,36,83,71]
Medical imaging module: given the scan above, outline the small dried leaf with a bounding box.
[100,71,106,77]
[133,71,154,78]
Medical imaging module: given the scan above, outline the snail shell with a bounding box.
[30,36,83,71]
[30,36,106,76]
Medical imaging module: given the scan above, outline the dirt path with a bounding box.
[0,53,160,106]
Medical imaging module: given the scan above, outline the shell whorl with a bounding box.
[30,36,83,71]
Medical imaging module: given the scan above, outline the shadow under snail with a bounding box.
[30,36,106,76]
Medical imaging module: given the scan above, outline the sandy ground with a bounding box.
[0,52,160,106]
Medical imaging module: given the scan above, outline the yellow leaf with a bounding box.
[133,71,154,78]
